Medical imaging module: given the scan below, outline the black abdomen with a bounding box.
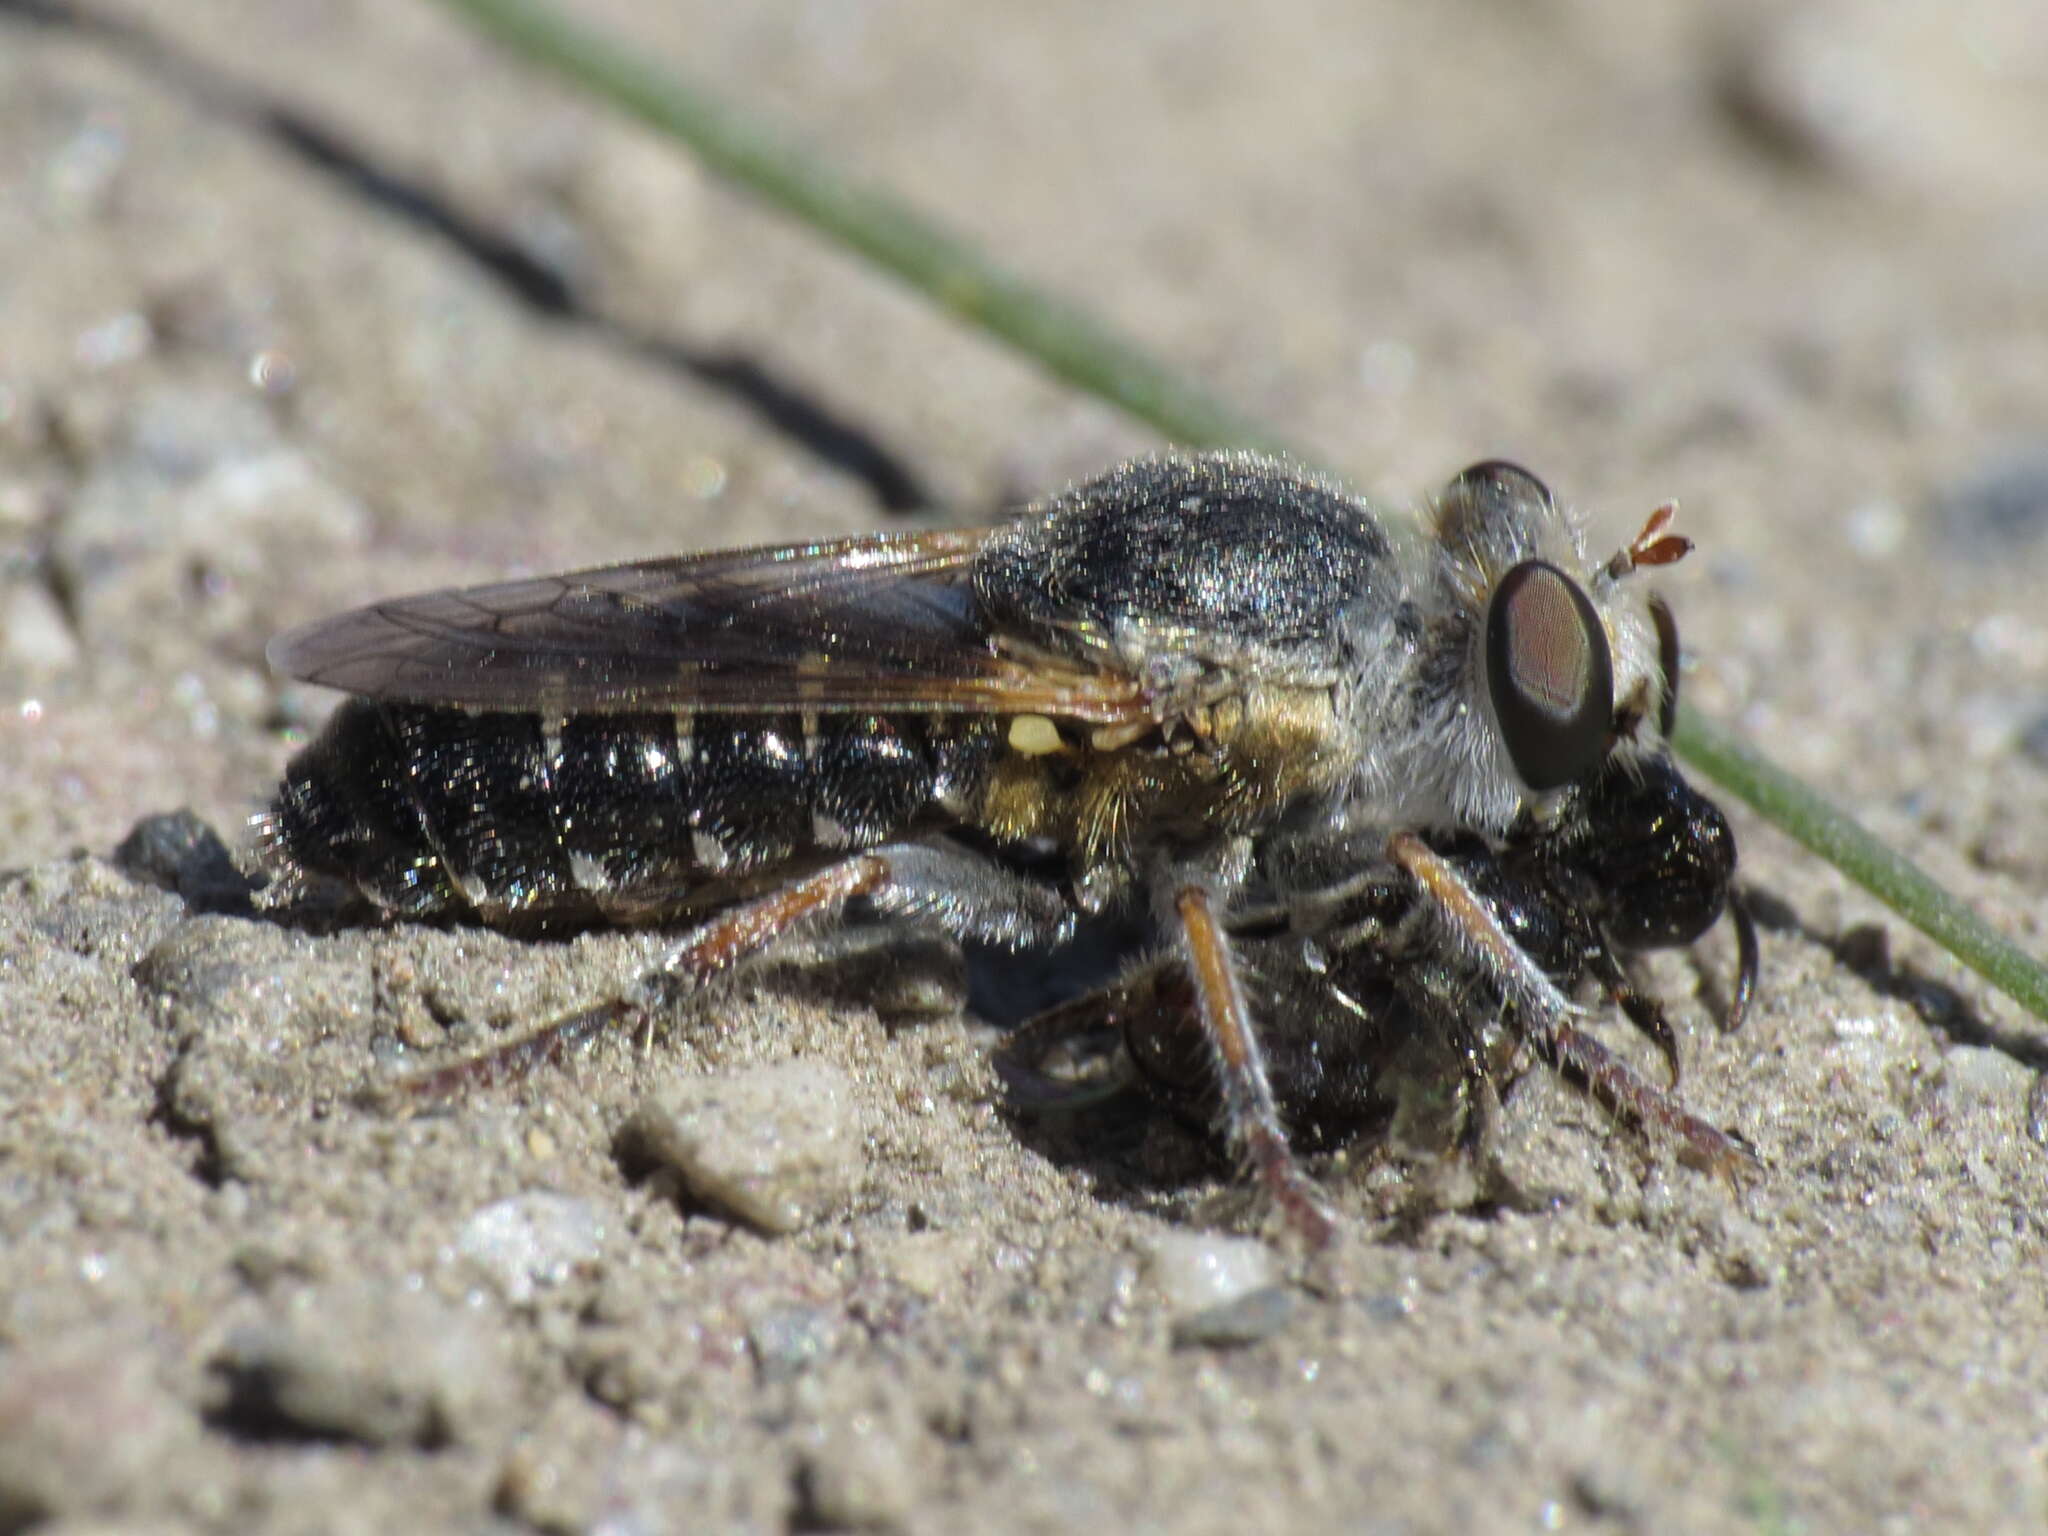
[268,701,996,925]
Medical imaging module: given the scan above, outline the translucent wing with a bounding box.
[267,526,1149,722]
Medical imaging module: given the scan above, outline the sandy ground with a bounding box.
[4,1,2048,1531]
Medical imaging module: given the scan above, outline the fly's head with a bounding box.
[1433,460,1685,787]
[1358,460,1737,956]
[1430,459,1736,954]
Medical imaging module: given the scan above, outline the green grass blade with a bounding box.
[426,0,2048,1026]
[1671,710,2048,1021]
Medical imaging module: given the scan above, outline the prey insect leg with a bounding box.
[993,968,1163,1112]
[1386,834,1757,1182]
[1588,945,1685,1086]
[374,855,892,1106]
[1723,890,1760,1034]
[1175,885,1339,1250]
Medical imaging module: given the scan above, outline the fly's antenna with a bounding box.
[1596,500,1692,592]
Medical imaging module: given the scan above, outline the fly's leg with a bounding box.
[372,855,893,1106]
[1540,1017,1760,1177]
[1175,885,1338,1250]
[1386,833,1758,1182]
[381,997,618,1103]
[1587,946,1684,1086]
[857,841,1077,950]
[373,841,1077,1108]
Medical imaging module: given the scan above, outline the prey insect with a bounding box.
[264,452,1758,1247]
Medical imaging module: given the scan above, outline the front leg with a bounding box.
[1385,834,1758,1180]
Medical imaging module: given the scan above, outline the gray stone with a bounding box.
[0,1335,194,1528]
[627,1059,868,1234]
[209,1288,510,1447]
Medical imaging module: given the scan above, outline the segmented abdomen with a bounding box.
[267,700,998,924]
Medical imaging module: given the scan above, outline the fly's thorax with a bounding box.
[1334,600,1532,836]
[975,451,1396,669]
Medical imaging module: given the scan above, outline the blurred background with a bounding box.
[4,4,2048,1531]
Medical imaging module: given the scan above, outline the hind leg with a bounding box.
[371,843,1078,1105]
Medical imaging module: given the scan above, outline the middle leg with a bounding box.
[1174,884,1339,1250]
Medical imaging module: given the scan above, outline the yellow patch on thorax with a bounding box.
[1006,713,1066,756]
[975,683,1351,873]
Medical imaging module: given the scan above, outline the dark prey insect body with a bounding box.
[264,452,1758,1246]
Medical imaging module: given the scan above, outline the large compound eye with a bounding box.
[1449,460,1554,510]
[1486,560,1614,790]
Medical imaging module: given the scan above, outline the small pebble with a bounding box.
[455,1191,608,1305]
[748,1306,842,1383]
[801,1419,918,1530]
[1570,1459,1650,1525]
[1934,443,2048,555]
[1938,1046,2032,1114]
[0,581,79,674]
[1170,1284,1297,1349]
[1710,1211,1781,1291]
[1713,14,1899,180]
[1842,499,1906,561]
[626,1059,867,1233]
[1142,1230,1277,1318]
[2027,1075,2048,1147]
[2014,710,2048,771]
[114,809,257,912]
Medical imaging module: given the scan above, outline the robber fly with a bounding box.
[263,453,1757,1248]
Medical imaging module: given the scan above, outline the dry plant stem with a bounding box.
[430,0,2048,1028]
